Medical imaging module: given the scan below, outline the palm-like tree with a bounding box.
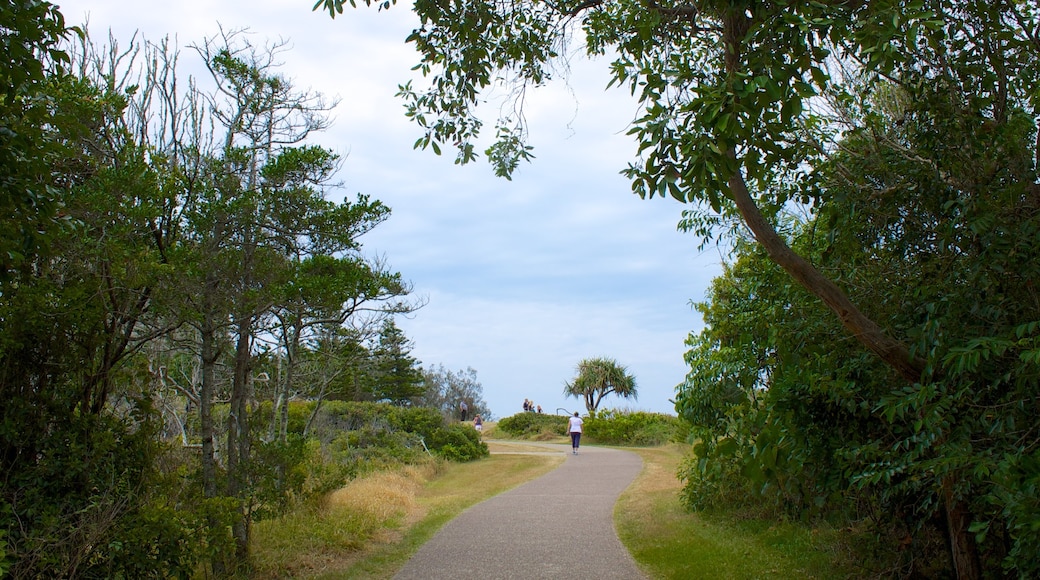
[563,357,638,412]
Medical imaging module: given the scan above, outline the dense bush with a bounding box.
[327,427,430,471]
[1,404,206,579]
[582,409,686,446]
[496,412,568,439]
[308,401,487,464]
[428,423,488,461]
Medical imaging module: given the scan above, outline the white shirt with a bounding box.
[568,416,583,433]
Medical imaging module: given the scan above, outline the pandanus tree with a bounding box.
[564,357,637,412]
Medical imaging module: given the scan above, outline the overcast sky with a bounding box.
[57,0,724,418]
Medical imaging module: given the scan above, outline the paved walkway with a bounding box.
[394,442,646,580]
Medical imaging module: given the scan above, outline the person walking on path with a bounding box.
[459,400,468,422]
[473,414,483,435]
[568,411,583,454]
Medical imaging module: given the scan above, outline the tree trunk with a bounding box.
[944,476,983,578]
[228,312,253,565]
[725,168,926,382]
[280,321,299,443]
[199,273,225,578]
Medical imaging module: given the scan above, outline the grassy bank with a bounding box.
[616,444,860,578]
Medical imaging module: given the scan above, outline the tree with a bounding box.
[0,22,203,576]
[270,253,415,442]
[318,1,1040,575]
[564,357,637,412]
[367,319,425,404]
[419,364,493,420]
[179,29,415,566]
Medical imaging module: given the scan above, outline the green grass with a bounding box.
[616,445,859,579]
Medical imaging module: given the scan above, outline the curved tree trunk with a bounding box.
[725,166,926,382]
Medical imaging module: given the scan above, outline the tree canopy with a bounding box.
[564,357,638,412]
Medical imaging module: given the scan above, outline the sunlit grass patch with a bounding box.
[325,464,434,525]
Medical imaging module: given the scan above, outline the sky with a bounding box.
[56,0,725,419]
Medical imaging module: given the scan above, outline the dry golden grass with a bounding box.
[251,461,443,579]
[324,464,433,524]
[253,445,563,580]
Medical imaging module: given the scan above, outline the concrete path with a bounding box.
[394,442,646,580]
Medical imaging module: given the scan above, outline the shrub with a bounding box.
[677,439,760,512]
[496,412,568,439]
[327,426,429,472]
[428,423,489,462]
[2,405,207,579]
[582,409,684,446]
[308,401,485,467]
[389,406,447,439]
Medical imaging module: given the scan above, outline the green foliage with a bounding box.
[428,423,489,462]
[0,402,206,578]
[390,405,446,436]
[309,401,487,466]
[328,426,429,471]
[0,12,427,578]
[677,101,1040,567]
[582,409,684,446]
[250,436,353,518]
[330,0,1040,573]
[366,320,426,404]
[496,412,569,439]
[0,0,70,278]
[0,526,8,577]
[88,503,202,580]
[563,357,638,412]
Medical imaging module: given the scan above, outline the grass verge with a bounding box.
[252,441,562,579]
[616,444,859,579]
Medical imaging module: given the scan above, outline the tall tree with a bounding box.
[0,22,204,577]
[270,252,415,443]
[564,357,637,412]
[185,30,382,565]
[367,319,425,404]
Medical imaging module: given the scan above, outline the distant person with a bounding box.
[568,412,584,455]
[459,400,468,421]
[523,398,530,412]
[473,414,483,434]
[536,405,542,413]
